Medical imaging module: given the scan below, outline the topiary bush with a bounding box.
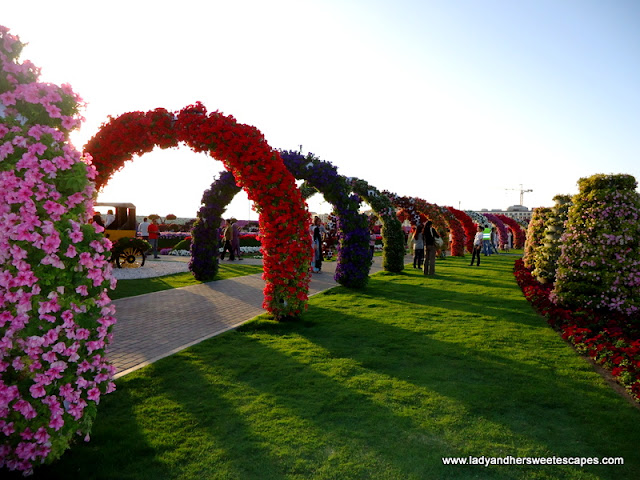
[552,174,640,317]
[0,26,116,474]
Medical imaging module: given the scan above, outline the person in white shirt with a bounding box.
[104,209,115,228]
[138,217,150,240]
[470,225,484,266]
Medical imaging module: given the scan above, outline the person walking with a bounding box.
[411,223,424,269]
[310,216,326,273]
[138,217,150,240]
[423,220,440,276]
[470,225,484,266]
[230,218,242,260]
[148,217,160,259]
[482,226,492,256]
[220,219,235,261]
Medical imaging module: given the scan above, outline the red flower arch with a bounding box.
[84,103,311,319]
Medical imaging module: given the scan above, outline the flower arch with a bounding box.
[84,104,311,318]
[279,151,371,288]
[349,178,405,272]
[495,214,526,249]
[191,151,372,288]
[447,206,476,253]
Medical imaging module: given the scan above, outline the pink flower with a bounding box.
[13,399,37,419]
[29,383,46,398]
[64,244,78,258]
[49,415,64,431]
[87,387,101,403]
[34,427,50,445]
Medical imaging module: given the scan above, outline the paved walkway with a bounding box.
[109,255,389,379]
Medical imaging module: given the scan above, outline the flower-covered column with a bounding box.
[552,174,640,316]
[532,195,571,284]
[523,207,551,269]
[1,26,116,474]
[190,171,241,280]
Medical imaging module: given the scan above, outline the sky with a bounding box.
[4,0,640,219]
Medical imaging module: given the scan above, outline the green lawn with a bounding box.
[25,254,640,479]
[110,263,264,299]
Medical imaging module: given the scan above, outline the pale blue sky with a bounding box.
[4,0,639,218]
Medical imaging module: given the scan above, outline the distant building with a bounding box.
[476,205,532,222]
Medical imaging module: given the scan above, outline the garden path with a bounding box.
[108,255,391,379]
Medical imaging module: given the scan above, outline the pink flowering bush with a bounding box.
[1,26,116,474]
[552,174,640,318]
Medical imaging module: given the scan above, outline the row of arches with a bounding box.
[85,105,526,319]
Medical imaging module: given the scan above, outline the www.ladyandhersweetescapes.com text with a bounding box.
[442,456,624,467]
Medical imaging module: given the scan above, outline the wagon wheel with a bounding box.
[116,247,146,268]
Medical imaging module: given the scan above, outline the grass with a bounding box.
[110,263,264,300]
[22,254,640,479]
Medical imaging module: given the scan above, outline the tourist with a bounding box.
[491,227,500,255]
[138,217,150,240]
[411,223,424,269]
[148,217,160,259]
[220,219,235,261]
[104,209,115,228]
[231,218,242,260]
[369,228,377,260]
[310,216,326,273]
[423,220,440,276]
[470,225,484,266]
[482,226,492,255]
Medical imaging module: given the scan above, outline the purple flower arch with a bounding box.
[482,213,509,248]
[192,151,372,288]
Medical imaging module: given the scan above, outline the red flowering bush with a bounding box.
[85,103,311,319]
[514,259,640,403]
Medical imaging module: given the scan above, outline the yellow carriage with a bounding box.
[94,202,147,268]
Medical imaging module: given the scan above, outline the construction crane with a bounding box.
[505,184,533,205]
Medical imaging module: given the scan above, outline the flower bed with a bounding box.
[514,258,640,403]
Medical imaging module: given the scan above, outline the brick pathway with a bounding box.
[109,256,389,378]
